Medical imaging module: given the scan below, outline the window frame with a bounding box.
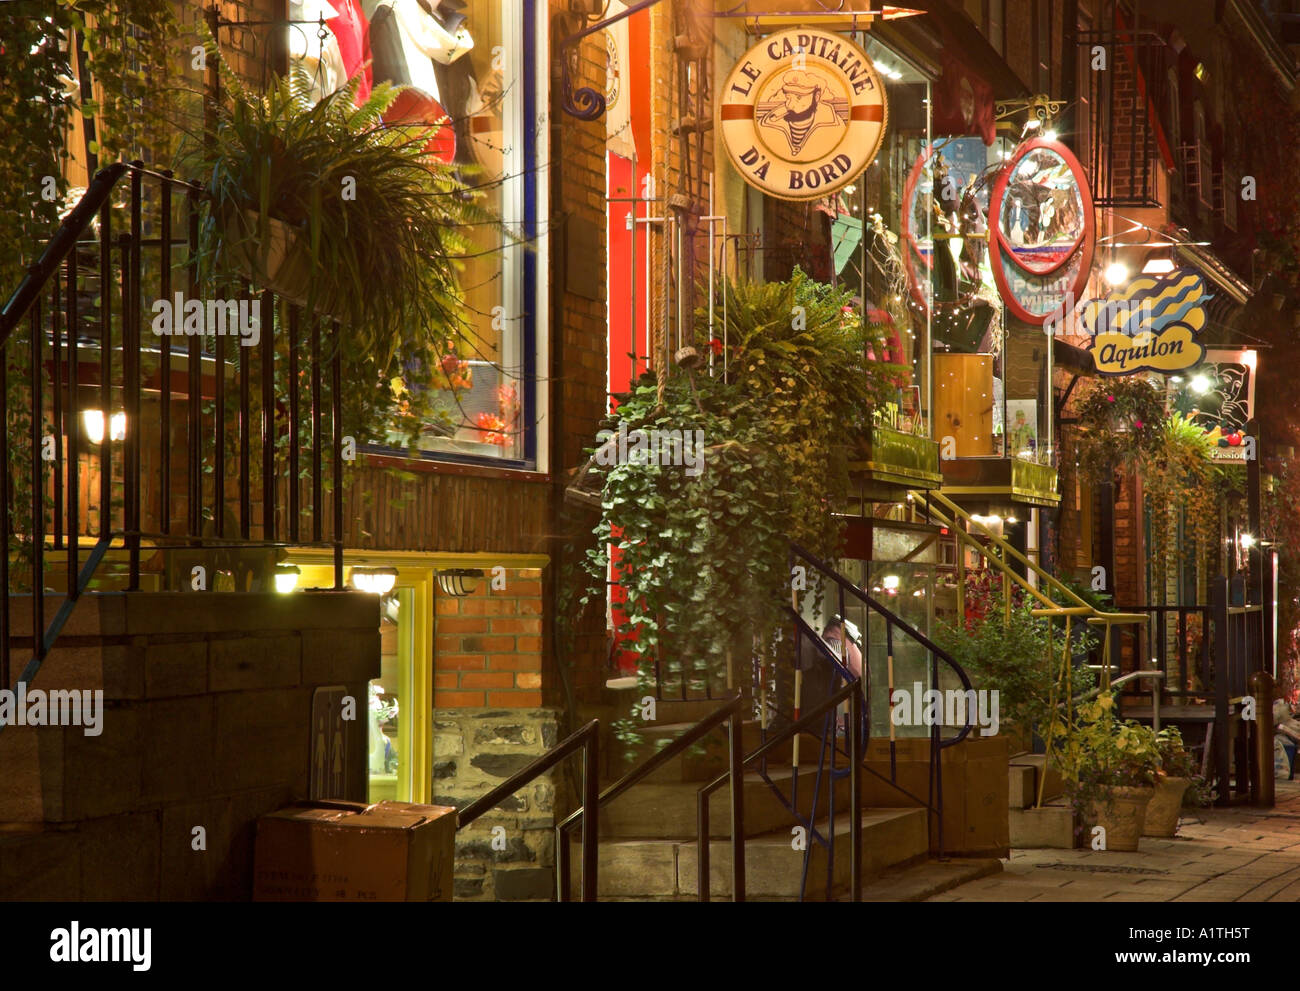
[359,0,551,474]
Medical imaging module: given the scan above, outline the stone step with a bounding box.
[1008,752,1064,804]
[599,764,852,839]
[569,807,929,900]
[597,684,739,727]
[1009,802,1076,849]
[854,856,1003,902]
[1008,764,1036,809]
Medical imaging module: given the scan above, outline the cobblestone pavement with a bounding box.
[930,779,1300,902]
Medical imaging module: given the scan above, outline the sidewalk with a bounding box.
[929,779,1300,902]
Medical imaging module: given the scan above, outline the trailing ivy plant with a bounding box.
[1,6,82,590]
[584,271,899,706]
[583,370,789,698]
[711,268,891,557]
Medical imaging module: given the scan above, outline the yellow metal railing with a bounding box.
[910,489,1149,807]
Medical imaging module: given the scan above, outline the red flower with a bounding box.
[1107,395,1115,402]
[709,337,723,357]
[475,412,509,446]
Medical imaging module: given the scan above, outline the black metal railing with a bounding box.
[554,695,746,901]
[698,681,862,902]
[0,161,347,696]
[1116,568,1276,806]
[1117,604,1213,697]
[457,719,601,902]
[769,542,974,866]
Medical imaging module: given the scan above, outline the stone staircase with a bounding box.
[570,686,936,901]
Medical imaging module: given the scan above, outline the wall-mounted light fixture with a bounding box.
[274,564,300,594]
[1142,249,1176,275]
[351,566,398,597]
[83,410,126,444]
[437,568,484,597]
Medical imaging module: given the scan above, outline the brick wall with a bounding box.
[549,0,614,706]
[434,566,546,708]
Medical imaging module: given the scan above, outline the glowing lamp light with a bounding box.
[882,575,900,592]
[82,410,126,444]
[1142,254,1176,275]
[273,564,300,594]
[1044,129,1059,141]
[1190,374,1212,394]
[351,566,398,597]
[1240,533,1257,550]
[1104,262,1130,287]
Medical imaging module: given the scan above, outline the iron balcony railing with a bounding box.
[0,161,348,696]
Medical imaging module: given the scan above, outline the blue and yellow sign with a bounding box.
[1081,269,1212,375]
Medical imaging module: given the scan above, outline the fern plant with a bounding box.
[177,41,498,444]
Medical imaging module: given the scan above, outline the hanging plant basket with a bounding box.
[220,206,323,312]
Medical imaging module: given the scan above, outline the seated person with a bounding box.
[1274,697,1300,779]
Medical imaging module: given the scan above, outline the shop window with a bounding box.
[369,587,415,802]
[830,36,932,434]
[289,0,545,469]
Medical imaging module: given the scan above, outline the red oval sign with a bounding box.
[988,138,1095,325]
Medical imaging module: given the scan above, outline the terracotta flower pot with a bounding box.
[1142,776,1189,837]
[1085,784,1154,852]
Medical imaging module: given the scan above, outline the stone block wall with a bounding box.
[0,590,378,900]
[431,706,563,902]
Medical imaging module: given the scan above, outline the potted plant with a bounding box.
[181,43,489,379]
[1060,696,1162,851]
[1143,726,1195,837]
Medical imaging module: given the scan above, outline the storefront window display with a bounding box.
[289,0,543,467]
[826,35,1027,455]
[902,132,1031,460]
[369,588,414,802]
[829,35,931,435]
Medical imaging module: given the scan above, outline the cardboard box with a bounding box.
[253,800,456,901]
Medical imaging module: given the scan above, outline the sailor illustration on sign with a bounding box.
[758,71,844,157]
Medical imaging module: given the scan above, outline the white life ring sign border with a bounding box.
[717,28,889,202]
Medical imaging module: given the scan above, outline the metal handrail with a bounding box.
[786,541,974,860]
[788,540,975,745]
[554,695,746,901]
[457,719,601,902]
[698,680,863,902]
